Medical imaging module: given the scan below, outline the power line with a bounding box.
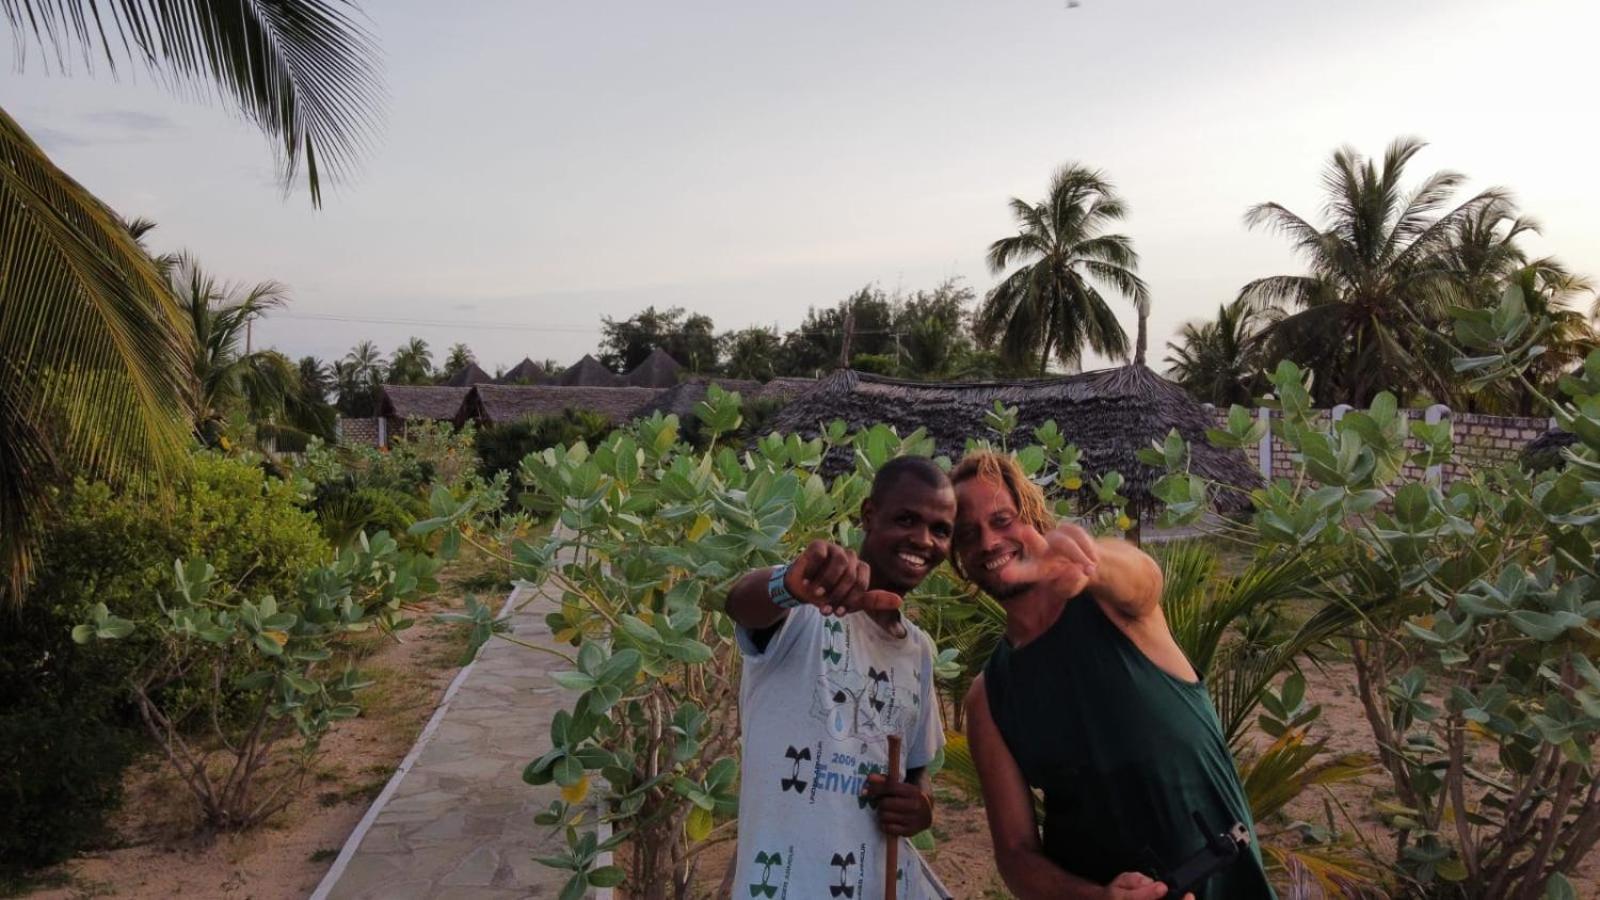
[273,311,908,338]
[274,312,602,333]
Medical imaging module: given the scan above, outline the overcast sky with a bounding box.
[9,0,1600,373]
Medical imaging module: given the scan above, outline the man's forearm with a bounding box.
[1089,538,1163,618]
[998,847,1109,899]
[724,566,788,630]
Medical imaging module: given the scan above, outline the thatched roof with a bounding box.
[443,362,493,387]
[558,354,624,387]
[768,366,1260,511]
[499,358,552,385]
[625,348,684,388]
[379,385,473,422]
[759,376,818,402]
[634,377,764,419]
[463,384,661,426]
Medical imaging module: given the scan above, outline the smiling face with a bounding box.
[859,479,956,595]
[953,475,1046,601]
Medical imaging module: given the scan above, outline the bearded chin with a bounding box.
[987,577,1035,602]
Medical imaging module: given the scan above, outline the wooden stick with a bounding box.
[885,733,903,900]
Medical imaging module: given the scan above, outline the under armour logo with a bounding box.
[867,667,890,712]
[829,852,857,898]
[781,746,811,793]
[822,619,844,665]
[749,850,782,898]
[856,761,883,809]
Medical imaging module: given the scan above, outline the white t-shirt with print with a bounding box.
[732,598,946,900]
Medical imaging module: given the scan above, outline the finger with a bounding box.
[832,560,873,612]
[859,589,903,612]
[1109,872,1156,887]
[809,547,854,600]
[1045,525,1095,569]
[787,542,828,594]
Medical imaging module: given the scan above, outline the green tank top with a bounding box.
[983,592,1275,899]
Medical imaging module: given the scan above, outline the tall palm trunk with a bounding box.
[1135,309,1148,366]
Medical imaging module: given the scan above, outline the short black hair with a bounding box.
[870,455,950,503]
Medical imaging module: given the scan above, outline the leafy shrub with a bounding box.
[476,410,612,482]
[850,352,898,375]
[311,482,428,548]
[0,452,328,872]
[75,532,443,830]
[0,647,136,875]
[1150,288,1600,897]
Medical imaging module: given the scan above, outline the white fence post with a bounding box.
[1257,406,1273,481]
[1425,404,1450,484]
[377,416,388,449]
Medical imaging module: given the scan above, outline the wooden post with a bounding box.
[885,734,902,900]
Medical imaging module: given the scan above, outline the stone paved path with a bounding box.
[312,579,577,899]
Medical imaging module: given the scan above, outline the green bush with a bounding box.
[476,410,612,482]
[0,622,136,875]
[0,452,327,872]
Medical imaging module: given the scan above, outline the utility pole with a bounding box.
[839,307,855,369]
[246,317,253,355]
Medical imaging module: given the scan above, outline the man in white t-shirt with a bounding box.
[724,456,955,899]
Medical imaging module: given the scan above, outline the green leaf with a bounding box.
[686,805,713,842]
[1545,872,1577,900]
[588,866,626,888]
[1509,610,1584,642]
[253,632,285,656]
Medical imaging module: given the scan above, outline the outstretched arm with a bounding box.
[1085,535,1163,621]
[1014,524,1164,621]
[965,676,1182,900]
[724,540,902,633]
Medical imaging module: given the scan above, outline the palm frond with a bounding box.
[0,105,193,603]
[3,0,385,205]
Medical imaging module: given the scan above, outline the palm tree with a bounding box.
[1165,298,1278,406]
[1241,137,1504,405]
[441,343,475,380]
[0,3,382,604]
[977,165,1151,375]
[172,255,299,444]
[338,341,386,416]
[298,357,335,405]
[388,337,433,385]
[721,327,782,380]
[1503,265,1597,414]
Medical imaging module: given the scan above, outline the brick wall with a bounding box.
[338,417,382,447]
[1211,405,1557,485]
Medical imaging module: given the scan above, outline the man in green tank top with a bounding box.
[949,451,1274,900]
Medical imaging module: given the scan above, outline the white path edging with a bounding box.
[308,583,526,900]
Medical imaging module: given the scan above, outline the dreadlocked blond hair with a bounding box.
[948,450,1056,577]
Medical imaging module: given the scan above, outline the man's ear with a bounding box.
[859,497,876,532]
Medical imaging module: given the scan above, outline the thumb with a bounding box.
[860,590,903,612]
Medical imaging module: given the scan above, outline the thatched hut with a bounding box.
[443,362,494,387]
[461,384,661,427]
[624,348,684,388]
[633,377,764,419]
[499,357,553,385]
[769,366,1259,514]
[377,385,473,444]
[557,354,624,387]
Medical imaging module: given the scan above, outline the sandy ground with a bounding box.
[15,572,490,900]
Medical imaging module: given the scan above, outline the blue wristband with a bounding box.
[768,564,801,609]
